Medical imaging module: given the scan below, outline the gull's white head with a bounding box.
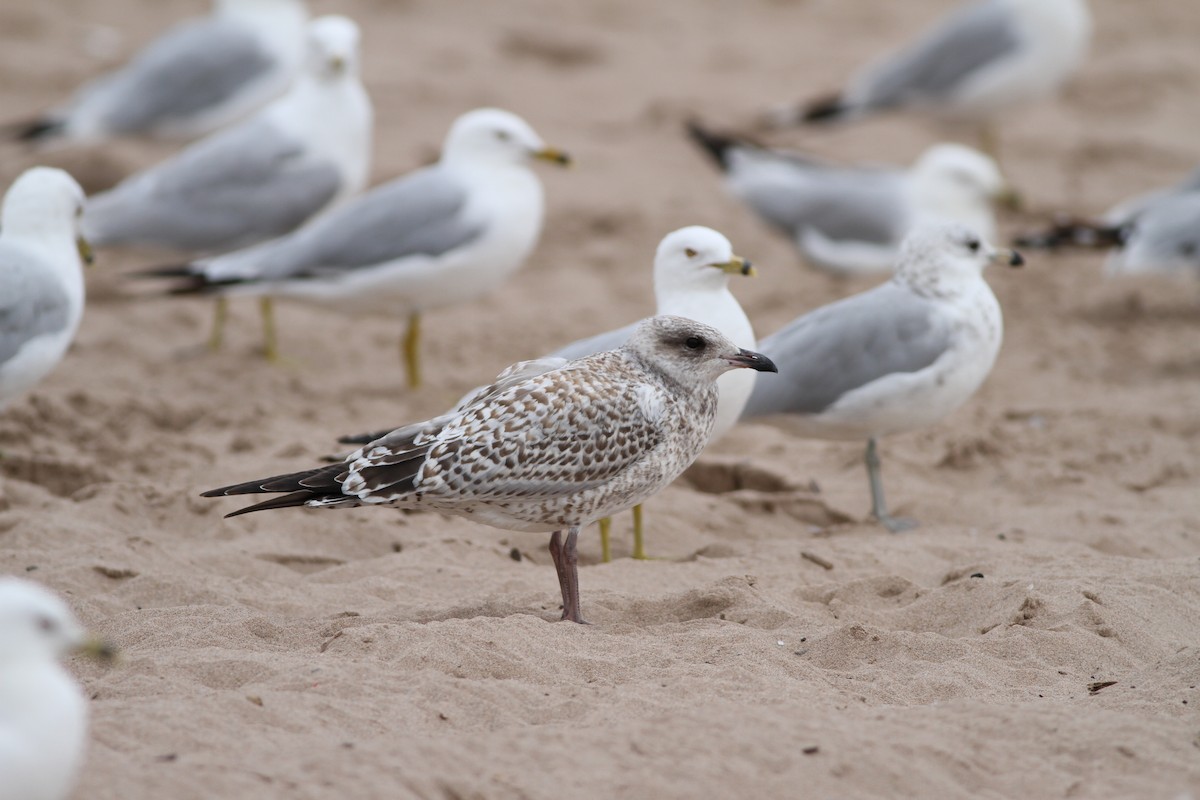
[625,315,776,388]
[442,108,571,169]
[303,15,360,80]
[896,223,1023,296]
[1,167,91,264]
[653,226,755,296]
[0,578,111,667]
[910,144,1005,236]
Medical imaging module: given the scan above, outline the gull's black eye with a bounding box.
[36,615,57,634]
[966,238,981,253]
[495,130,511,142]
[1179,241,1196,258]
[684,336,705,351]
[684,248,697,258]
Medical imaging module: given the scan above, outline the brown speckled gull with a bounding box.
[202,314,777,623]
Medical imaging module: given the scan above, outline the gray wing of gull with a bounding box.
[0,245,72,365]
[77,18,274,135]
[742,281,952,417]
[83,118,341,253]
[550,321,638,361]
[212,166,485,282]
[727,150,907,245]
[853,0,1021,109]
[1117,192,1200,273]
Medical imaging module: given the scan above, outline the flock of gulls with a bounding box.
[0,0,1195,796]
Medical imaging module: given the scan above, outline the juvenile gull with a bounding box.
[8,0,308,145]
[1016,167,1200,278]
[93,15,371,357]
[0,168,91,411]
[688,122,1004,277]
[203,316,777,623]
[770,0,1091,168]
[0,577,115,800]
[159,108,570,383]
[742,224,1021,531]
[339,226,758,561]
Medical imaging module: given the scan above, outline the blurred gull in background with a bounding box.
[768,0,1091,172]
[96,16,372,355]
[1016,167,1200,279]
[8,0,308,145]
[688,121,1004,277]
[0,168,91,412]
[0,577,116,800]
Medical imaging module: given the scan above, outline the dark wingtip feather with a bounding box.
[6,117,65,142]
[1013,217,1125,250]
[802,92,850,124]
[336,429,392,446]
[685,119,737,171]
[223,491,319,517]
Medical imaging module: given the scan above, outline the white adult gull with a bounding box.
[687,121,1005,277]
[1016,167,1200,278]
[203,316,778,624]
[337,226,758,561]
[742,224,1022,531]
[0,168,92,412]
[771,0,1091,166]
[91,15,371,355]
[0,577,116,800]
[8,0,308,144]
[158,108,571,384]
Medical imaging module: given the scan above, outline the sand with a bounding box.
[0,0,1198,797]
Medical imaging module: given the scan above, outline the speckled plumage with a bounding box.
[203,315,777,622]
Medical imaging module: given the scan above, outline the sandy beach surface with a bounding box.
[0,0,1198,797]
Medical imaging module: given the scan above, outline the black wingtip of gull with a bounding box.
[5,116,64,142]
[685,119,738,171]
[802,93,850,124]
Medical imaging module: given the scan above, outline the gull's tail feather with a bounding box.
[1014,216,1126,250]
[202,463,352,517]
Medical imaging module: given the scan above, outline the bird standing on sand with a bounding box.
[742,224,1021,531]
[687,121,1005,277]
[0,577,115,800]
[0,168,92,411]
[335,226,758,561]
[157,108,570,385]
[769,0,1091,173]
[9,0,308,144]
[203,316,778,624]
[90,15,372,359]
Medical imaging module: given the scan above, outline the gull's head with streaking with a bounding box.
[303,15,360,81]
[0,578,114,667]
[896,224,1023,298]
[653,226,755,297]
[909,144,1006,238]
[1,167,92,266]
[625,315,776,389]
[441,108,571,169]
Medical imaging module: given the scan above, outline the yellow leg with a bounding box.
[598,517,612,563]
[402,312,421,389]
[631,504,648,560]
[207,297,228,352]
[260,297,280,363]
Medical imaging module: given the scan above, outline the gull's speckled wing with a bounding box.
[342,352,667,505]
